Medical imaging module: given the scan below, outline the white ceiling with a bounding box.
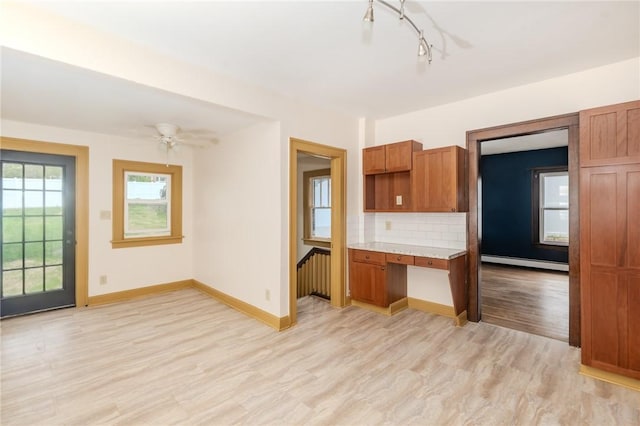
[481,129,568,155]
[2,1,639,139]
[1,48,267,140]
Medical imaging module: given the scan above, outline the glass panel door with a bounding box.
[1,150,75,317]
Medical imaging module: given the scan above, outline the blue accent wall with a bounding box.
[481,147,568,263]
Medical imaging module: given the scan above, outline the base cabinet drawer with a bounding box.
[351,249,386,265]
[386,253,414,265]
[414,256,449,270]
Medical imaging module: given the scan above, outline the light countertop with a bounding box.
[348,242,466,260]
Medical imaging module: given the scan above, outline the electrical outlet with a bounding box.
[99,275,108,285]
[385,221,392,230]
[265,289,270,301]
[395,195,403,205]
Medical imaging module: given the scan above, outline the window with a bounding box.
[303,168,331,248]
[533,167,568,246]
[112,160,182,248]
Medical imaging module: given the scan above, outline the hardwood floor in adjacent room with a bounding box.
[2,288,638,425]
[481,263,569,342]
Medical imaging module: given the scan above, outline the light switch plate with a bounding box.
[396,195,403,205]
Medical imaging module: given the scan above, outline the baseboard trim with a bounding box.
[88,279,290,331]
[350,298,408,316]
[87,280,192,306]
[455,310,468,327]
[481,255,569,272]
[408,298,466,326]
[192,280,289,331]
[390,297,409,315]
[579,365,640,392]
[408,297,455,317]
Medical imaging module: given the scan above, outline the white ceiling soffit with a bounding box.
[1,48,266,139]
[28,1,640,119]
[481,129,568,156]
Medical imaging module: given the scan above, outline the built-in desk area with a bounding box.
[348,242,467,326]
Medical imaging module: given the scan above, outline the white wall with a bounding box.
[373,57,640,305]
[1,119,195,296]
[192,121,282,314]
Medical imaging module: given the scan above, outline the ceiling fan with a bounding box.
[154,123,187,150]
[151,122,218,164]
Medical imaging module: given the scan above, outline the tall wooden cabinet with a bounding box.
[580,100,640,380]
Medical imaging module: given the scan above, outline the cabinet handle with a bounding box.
[381,267,386,271]
[396,256,402,261]
[428,261,433,265]
[365,255,370,259]
[451,208,455,212]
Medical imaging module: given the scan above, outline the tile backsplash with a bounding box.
[374,213,467,250]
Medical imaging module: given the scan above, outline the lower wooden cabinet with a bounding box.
[349,259,386,306]
[349,249,406,307]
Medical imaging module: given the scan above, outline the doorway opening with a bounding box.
[289,138,346,326]
[479,131,569,341]
[467,113,581,346]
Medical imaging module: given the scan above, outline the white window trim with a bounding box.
[539,171,569,246]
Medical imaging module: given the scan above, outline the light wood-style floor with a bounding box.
[2,289,639,425]
[481,263,569,342]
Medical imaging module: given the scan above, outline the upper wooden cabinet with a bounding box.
[363,140,422,212]
[579,100,640,167]
[363,140,422,175]
[363,142,468,213]
[412,146,467,212]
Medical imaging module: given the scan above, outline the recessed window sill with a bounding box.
[533,242,568,251]
[302,238,331,248]
[112,235,183,249]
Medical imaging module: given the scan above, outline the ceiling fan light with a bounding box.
[363,0,374,22]
[155,122,179,137]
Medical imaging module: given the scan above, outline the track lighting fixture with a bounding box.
[362,0,433,64]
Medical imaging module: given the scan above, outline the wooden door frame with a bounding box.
[1,137,89,308]
[289,138,347,326]
[466,113,581,347]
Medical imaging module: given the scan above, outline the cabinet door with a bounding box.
[413,147,459,212]
[349,261,386,306]
[580,164,640,379]
[580,100,640,167]
[385,141,413,172]
[363,146,386,175]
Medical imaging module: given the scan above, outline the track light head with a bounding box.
[417,31,432,64]
[362,0,433,64]
[363,0,374,22]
